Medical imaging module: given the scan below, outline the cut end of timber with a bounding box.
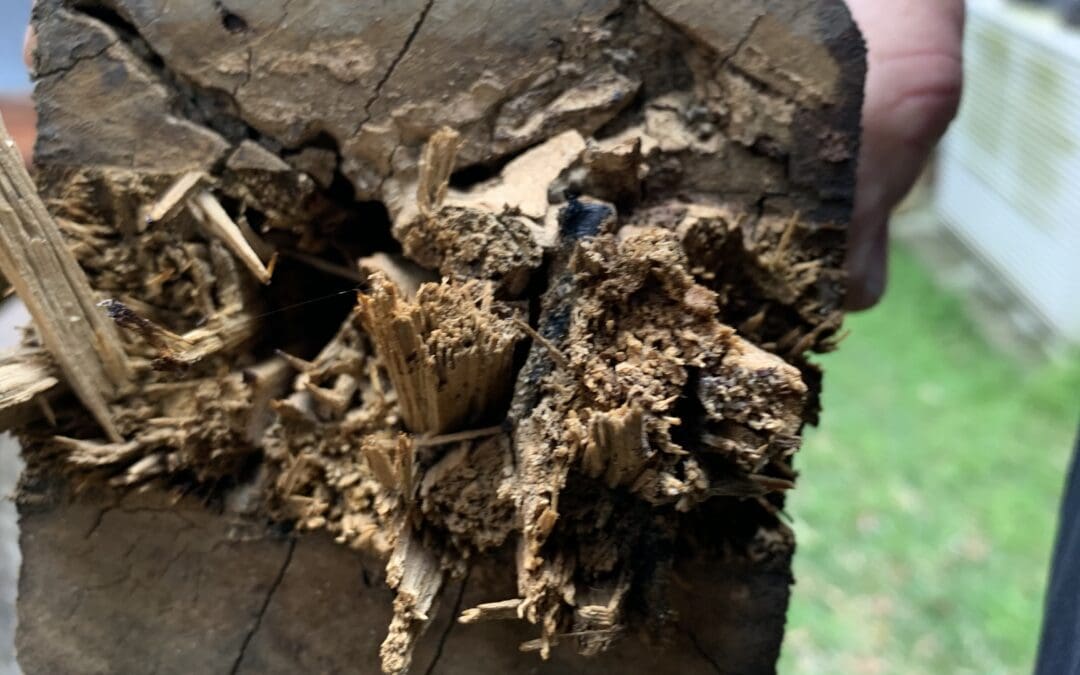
[8,1,865,672]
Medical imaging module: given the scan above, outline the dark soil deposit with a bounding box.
[0,1,865,672]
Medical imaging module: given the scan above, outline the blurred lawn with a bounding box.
[780,247,1080,674]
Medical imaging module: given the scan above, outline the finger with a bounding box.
[843,0,965,310]
[24,0,39,70]
[845,188,888,311]
[24,26,36,70]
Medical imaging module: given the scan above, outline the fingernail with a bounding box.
[845,213,889,311]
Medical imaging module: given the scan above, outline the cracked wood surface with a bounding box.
[14,0,866,672]
[17,487,394,675]
[30,0,863,206]
[18,488,789,674]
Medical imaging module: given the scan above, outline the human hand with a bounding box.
[24,13,35,69]
[844,0,965,310]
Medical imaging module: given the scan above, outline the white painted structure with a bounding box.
[937,0,1080,348]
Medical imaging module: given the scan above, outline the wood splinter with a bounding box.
[0,114,129,441]
[142,170,208,228]
[188,190,275,284]
[458,598,523,624]
[8,0,866,671]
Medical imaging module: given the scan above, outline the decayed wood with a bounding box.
[357,275,523,436]
[189,190,275,284]
[17,484,791,675]
[381,527,446,674]
[12,0,867,673]
[0,347,58,430]
[142,170,207,227]
[0,115,129,441]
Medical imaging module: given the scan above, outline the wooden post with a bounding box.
[11,0,866,672]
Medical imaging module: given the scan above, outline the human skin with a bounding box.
[21,2,964,308]
[844,0,966,309]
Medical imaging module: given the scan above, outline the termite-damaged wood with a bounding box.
[17,483,792,675]
[11,0,865,673]
[0,116,129,441]
[357,275,524,436]
[0,346,58,430]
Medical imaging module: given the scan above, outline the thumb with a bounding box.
[844,0,965,310]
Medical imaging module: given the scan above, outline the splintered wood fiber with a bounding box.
[6,1,865,672]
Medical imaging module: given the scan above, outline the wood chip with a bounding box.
[458,598,523,624]
[189,190,274,284]
[142,171,208,228]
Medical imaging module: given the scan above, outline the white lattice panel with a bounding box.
[938,0,1080,343]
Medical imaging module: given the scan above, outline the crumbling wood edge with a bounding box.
[0,347,59,430]
[16,482,791,675]
[0,116,129,441]
[13,0,869,671]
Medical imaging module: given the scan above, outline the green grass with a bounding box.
[780,247,1080,675]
